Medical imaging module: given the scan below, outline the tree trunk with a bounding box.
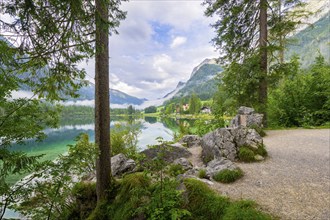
[95,0,111,202]
[278,0,284,64]
[259,0,268,127]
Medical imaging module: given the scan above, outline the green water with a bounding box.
[3,116,197,219]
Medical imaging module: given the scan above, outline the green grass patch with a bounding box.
[168,164,185,177]
[238,147,256,162]
[184,178,230,219]
[184,178,273,219]
[256,144,268,157]
[223,200,273,220]
[198,169,207,179]
[213,168,243,183]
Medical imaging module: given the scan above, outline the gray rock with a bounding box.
[201,127,263,162]
[230,127,263,149]
[246,113,263,128]
[230,106,263,128]
[206,158,238,177]
[111,153,136,176]
[201,128,237,162]
[179,135,201,148]
[238,106,255,115]
[173,158,193,171]
[141,143,192,164]
[254,154,265,161]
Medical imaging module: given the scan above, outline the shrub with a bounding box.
[107,172,151,220]
[213,168,243,183]
[198,169,207,179]
[71,182,97,219]
[238,147,256,162]
[223,200,273,220]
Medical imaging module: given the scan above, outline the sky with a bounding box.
[80,0,219,100]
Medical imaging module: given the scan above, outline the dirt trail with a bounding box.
[189,129,330,220]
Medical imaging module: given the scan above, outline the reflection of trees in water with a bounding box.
[160,117,195,132]
[144,116,157,124]
[60,116,94,126]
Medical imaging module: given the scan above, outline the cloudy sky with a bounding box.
[81,0,219,100]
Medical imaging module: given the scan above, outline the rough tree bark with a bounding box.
[259,0,268,127]
[95,0,111,202]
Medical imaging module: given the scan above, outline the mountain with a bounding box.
[286,12,330,67]
[74,83,146,105]
[163,81,186,99]
[172,59,223,100]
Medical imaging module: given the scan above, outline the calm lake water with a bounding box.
[5,116,190,218]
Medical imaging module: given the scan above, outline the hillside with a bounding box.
[173,61,223,100]
[286,13,330,67]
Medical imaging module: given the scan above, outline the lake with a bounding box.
[5,116,191,219]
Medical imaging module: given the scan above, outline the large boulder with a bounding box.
[179,135,201,148]
[201,127,263,163]
[173,158,193,171]
[201,128,236,162]
[230,127,263,149]
[206,158,238,177]
[230,106,263,128]
[111,153,136,176]
[141,143,192,164]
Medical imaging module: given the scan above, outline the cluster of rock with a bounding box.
[201,127,263,163]
[230,106,263,128]
[90,106,265,181]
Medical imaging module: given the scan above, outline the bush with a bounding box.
[223,200,273,220]
[111,123,140,159]
[239,147,256,162]
[71,182,97,219]
[107,173,151,220]
[198,169,207,179]
[213,168,243,183]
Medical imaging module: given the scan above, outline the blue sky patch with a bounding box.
[150,21,173,46]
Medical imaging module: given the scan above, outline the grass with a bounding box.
[213,168,243,183]
[184,178,230,219]
[183,178,273,220]
[168,164,185,177]
[198,169,207,179]
[238,147,256,162]
[223,200,273,220]
[69,176,274,220]
[238,144,268,162]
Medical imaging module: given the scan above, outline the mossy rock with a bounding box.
[239,144,268,162]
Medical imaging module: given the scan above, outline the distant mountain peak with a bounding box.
[190,58,218,78]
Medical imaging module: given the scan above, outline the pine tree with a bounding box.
[204,0,309,126]
[0,0,126,206]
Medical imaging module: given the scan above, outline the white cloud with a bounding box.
[76,1,219,101]
[170,36,187,49]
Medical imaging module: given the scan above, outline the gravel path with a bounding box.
[193,129,330,220]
